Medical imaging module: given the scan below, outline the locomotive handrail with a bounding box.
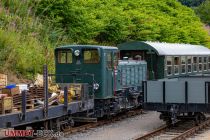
[48,73,95,77]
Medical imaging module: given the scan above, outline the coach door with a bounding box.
[206,82,210,104]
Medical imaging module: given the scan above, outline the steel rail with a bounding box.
[63,109,143,136]
[134,121,184,140]
[134,124,168,140]
[34,109,143,140]
[135,117,210,140]
[172,118,210,140]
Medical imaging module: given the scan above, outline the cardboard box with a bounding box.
[2,87,20,95]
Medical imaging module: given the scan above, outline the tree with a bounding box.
[178,0,205,7]
[195,0,210,25]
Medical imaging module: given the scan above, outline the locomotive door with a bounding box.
[105,52,114,97]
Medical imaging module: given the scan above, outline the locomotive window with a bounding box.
[204,57,207,71]
[187,56,192,73]
[193,57,197,72]
[83,49,99,63]
[198,57,202,72]
[181,56,186,74]
[166,56,172,76]
[174,56,180,75]
[57,50,72,64]
[67,51,72,63]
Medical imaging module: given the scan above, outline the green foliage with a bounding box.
[0,29,44,76]
[0,0,61,79]
[36,0,209,45]
[178,0,205,7]
[195,0,210,25]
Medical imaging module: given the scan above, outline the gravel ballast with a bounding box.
[62,111,165,140]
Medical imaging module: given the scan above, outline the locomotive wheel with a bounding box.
[166,119,172,125]
[60,123,71,131]
[60,124,66,131]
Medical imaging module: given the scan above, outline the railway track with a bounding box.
[63,109,143,136]
[34,108,143,140]
[135,117,210,140]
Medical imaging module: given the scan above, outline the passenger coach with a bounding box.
[118,41,210,79]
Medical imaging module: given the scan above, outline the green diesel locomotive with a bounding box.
[55,45,147,117]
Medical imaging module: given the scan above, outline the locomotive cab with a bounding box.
[55,45,118,99]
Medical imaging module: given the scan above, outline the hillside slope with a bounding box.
[0,0,209,80]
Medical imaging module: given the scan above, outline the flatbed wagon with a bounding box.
[0,66,95,131]
[0,99,93,128]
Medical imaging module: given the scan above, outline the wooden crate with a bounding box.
[12,92,32,106]
[0,97,13,114]
[0,74,7,89]
[2,87,20,95]
[29,86,44,99]
[12,93,34,111]
[13,99,34,111]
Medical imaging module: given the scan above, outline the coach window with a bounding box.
[187,56,192,73]
[58,50,72,64]
[203,57,207,71]
[174,56,180,75]
[181,56,186,74]
[198,57,202,72]
[166,56,172,76]
[193,57,197,72]
[83,49,100,64]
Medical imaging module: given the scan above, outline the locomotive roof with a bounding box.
[118,41,210,56]
[56,45,117,50]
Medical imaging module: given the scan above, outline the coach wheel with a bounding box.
[196,112,206,123]
[194,115,199,126]
[194,112,204,125]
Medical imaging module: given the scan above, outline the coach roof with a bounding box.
[118,41,210,56]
